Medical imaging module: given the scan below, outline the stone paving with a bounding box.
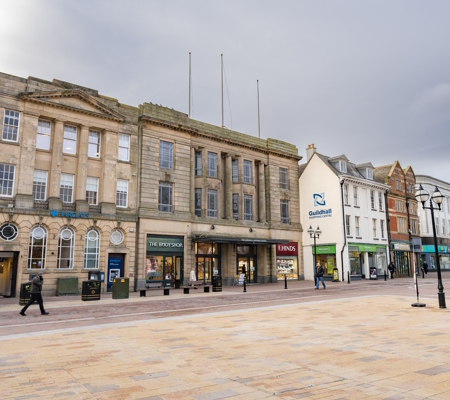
[1,293,450,399]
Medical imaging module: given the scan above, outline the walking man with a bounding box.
[388,261,395,279]
[315,262,326,289]
[422,260,429,275]
[20,272,49,316]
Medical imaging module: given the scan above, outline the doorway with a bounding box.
[175,256,183,288]
[107,253,124,292]
[197,257,219,284]
[0,252,18,298]
[237,256,257,284]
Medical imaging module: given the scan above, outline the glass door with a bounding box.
[197,257,213,283]
[175,256,183,288]
[164,256,174,287]
[238,256,257,283]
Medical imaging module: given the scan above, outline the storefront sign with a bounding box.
[422,245,447,253]
[349,244,384,253]
[146,236,184,252]
[393,243,411,251]
[50,210,89,219]
[312,245,336,255]
[309,192,332,219]
[276,242,298,256]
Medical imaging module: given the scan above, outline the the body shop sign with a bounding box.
[276,242,298,256]
[146,236,184,252]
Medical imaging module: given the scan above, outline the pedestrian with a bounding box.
[19,272,49,316]
[422,260,429,274]
[315,262,326,289]
[388,261,395,279]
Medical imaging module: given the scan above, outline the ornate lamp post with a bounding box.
[308,225,322,287]
[415,184,446,309]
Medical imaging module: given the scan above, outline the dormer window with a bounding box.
[366,169,373,180]
[339,160,347,173]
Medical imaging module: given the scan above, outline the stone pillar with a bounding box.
[190,147,195,215]
[363,252,370,279]
[48,120,64,210]
[258,162,266,222]
[100,131,117,214]
[15,113,39,208]
[75,126,89,212]
[225,155,232,219]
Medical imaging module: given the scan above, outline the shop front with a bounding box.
[146,235,184,288]
[195,242,221,284]
[237,245,257,284]
[276,242,299,281]
[392,243,412,277]
[312,244,336,281]
[348,243,388,279]
[421,245,449,271]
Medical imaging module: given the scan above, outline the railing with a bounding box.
[89,205,101,214]
[34,201,49,210]
[62,203,76,211]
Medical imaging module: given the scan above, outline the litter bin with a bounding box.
[212,275,222,292]
[112,277,129,299]
[82,280,101,301]
[19,282,32,306]
[88,271,101,281]
[333,267,339,282]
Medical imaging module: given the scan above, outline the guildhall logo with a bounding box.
[313,193,326,207]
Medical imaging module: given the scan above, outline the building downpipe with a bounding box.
[340,179,346,282]
[384,189,392,264]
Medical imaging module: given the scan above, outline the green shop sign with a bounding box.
[349,244,386,252]
[312,245,336,255]
[146,236,184,252]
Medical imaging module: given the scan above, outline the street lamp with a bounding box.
[415,184,446,309]
[308,225,322,287]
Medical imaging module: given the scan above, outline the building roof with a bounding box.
[298,163,307,177]
[356,162,374,169]
[373,164,393,184]
[316,153,365,179]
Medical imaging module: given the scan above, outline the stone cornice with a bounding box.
[341,176,390,191]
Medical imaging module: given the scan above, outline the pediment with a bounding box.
[19,89,124,121]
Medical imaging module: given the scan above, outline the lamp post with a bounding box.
[308,225,322,287]
[415,184,446,309]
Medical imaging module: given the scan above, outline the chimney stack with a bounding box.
[306,143,316,161]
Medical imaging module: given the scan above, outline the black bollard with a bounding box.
[243,276,247,293]
[347,271,350,284]
[384,271,387,281]
[422,269,425,279]
[284,273,288,289]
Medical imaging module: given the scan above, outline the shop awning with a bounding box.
[191,235,290,245]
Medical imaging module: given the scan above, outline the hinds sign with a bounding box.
[276,242,298,256]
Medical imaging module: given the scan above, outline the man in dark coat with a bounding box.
[20,271,49,316]
[422,260,429,274]
[388,262,395,279]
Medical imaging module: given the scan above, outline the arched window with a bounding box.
[28,226,47,269]
[58,227,75,269]
[84,229,100,269]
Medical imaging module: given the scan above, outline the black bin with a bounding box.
[19,282,32,306]
[82,280,101,301]
[212,275,222,292]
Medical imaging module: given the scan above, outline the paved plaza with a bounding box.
[1,279,450,399]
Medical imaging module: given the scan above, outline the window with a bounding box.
[36,120,51,150]
[195,151,202,176]
[397,217,407,234]
[116,180,128,208]
[84,229,100,269]
[195,188,202,216]
[279,168,289,190]
[339,160,347,173]
[28,226,47,269]
[110,229,124,245]
[0,223,18,241]
[353,186,358,206]
[159,141,173,169]
[208,152,217,177]
[395,200,406,212]
[380,220,385,239]
[243,160,252,184]
[435,217,439,233]
[88,130,101,158]
[232,159,239,182]
[207,190,217,217]
[232,194,239,219]
[2,110,20,142]
[344,184,349,205]
[0,163,15,197]
[396,180,402,190]
[280,200,289,224]
[63,125,77,154]
[60,174,74,203]
[370,190,375,209]
[411,220,418,235]
[345,215,351,236]
[86,177,99,205]
[442,219,446,236]
[378,192,383,211]
[57,227,74,269]
[33,170,48,201]
[244,195,253,221]
[118,134,130,161]
[366,169,373,180]
[355,216,360,236]
[158,182,173,212]
[373,219,377,237]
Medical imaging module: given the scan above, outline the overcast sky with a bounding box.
[1,0,449,181]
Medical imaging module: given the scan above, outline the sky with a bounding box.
[1,0,450,181]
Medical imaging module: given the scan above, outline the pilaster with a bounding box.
[258,161,266,222]
[48,120,64,201]
[225,155,232,219]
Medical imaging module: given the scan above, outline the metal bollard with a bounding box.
[284,273,288,289]
[347,271,350,284]
[243,276,247,293]
[422,269,425,279]
[384,271,387,281]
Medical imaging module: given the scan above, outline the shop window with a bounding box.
[232,159,238,182]
[237,245,255,255]
[63,125,77,154]
[244,195,252,221]
[84,229,100,269]
[355,216,360,236]
[207,189,217,218]
[343,184,349,204]
[0,163,15,197]
[36,120,51,150]
[28,226,47,269]
[116,179,128,208]
[0,223,18,241]
[195,151,202,176]
[353,186,358,206]
[279,168,289,190]
[86,177,99,205]
[232,193,239,219]
[88,130,101,158]
[118,134,130,161]
[2,109,20,142]
[33,170,48,201]
[349,248,361,275]
[159,141,173,169]
[208,152,217,177]
[243,160,252,184]
[146,255,164,280]
[110,229,124,245]
[195,188,202,216]
[196,243,219,254]
[158,182,173,212]
[57,227,75,269]
[60,173,74,203]
[280,200,289,224]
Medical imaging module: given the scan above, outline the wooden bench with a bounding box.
[182,283,212,294]
[140,282,170,297]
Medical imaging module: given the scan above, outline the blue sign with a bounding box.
[310,192,332,219]
[422,245,447,253]
[313,193,326,207]
[50,210,89,219]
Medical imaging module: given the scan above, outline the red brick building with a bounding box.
[374,162,419,276]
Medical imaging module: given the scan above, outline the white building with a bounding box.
[299,145,390,282]
[415,175,450,270]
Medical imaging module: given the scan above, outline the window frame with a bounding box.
[60,173,74,204]
[378,192,383,211]
[88,130,101,159]
[345,215,351,236]
[244,194,253,221]
[158,182,173,212]
[232,159,239,183]
[370,190,375,209]
[355,216,360,236]
[36,119,51,150]
[232,193,239,219]
[159,140,173,169]
[207,189,218,218]
[353,186,358,206]
[280,200,290,224]
[86,176,99,206]
[194,188,202,216]
[118,133,130,162]
[84,229,100,270]
[63,125,77,155]
[116,179,129,208]
[2,109,20,143]
[28,226,48,270]
[0,163,15,198]
[339,160,347,173]
[243,160,252,184]
[33,170,48,201]
[207,152,218,178]
[366,169,373,180]
[57,227,75,269]
[195,151,202,176]
[279,167,289,190]
[373,218,377,238]
[344,184,349,205]
[381,220,385,239]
